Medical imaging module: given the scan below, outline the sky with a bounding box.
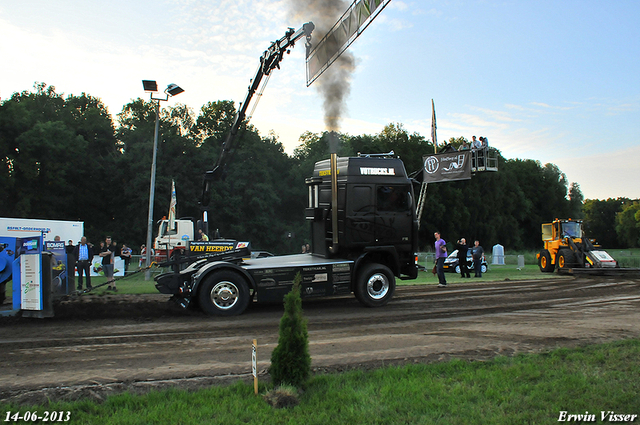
[1,0,639,200]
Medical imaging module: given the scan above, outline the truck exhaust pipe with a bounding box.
[329,151,339,254]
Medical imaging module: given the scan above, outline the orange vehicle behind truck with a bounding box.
[537,218,617,272]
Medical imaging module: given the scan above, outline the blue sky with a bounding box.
[1,0,639,200]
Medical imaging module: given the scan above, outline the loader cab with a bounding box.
[546,219,583,242]
[558,220,582,239]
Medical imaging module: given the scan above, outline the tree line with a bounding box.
[1,83,638,254]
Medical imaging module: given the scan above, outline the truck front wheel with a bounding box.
[355,263,395,308]
[198,271,250,316]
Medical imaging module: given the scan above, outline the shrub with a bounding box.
[269,272,311,388]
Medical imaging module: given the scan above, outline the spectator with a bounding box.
[120,244,132,271]
[434,231,448,288]
[74,236,93,291]
[472,240,484,278]
[139,244,152,267]
[471,135,482,150]
[460,140,470,150]
[66,239,76,290]
[198,228,209,241]
[456,238,470,278]
[301,244,307,253]
[99,236,117,291]
[140,245,146,267]
[472,135,485,167]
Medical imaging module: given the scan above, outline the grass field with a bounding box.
[1,339,638,424]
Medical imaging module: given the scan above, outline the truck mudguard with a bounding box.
[354,246,401,278]
[192,261,256,294]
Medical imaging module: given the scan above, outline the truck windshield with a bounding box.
[160,221,177,236]
[561,222,582,238]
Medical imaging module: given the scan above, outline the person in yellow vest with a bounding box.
[198,229,209,241]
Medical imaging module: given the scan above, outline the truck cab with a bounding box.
[305,155,418,279]
[154,218,197,261]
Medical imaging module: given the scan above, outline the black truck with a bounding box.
[154,24,418,315]
[155,153,419,315]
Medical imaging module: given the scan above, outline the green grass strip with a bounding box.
[2,339,638,424]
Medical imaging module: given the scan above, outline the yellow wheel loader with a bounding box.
[537,218,618,273]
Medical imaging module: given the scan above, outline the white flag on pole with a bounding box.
[168,180,177,230]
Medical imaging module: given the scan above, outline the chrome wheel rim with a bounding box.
[366,272,389,300]
[211,281,239,310]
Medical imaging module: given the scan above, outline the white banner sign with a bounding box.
[73,256,125,277]
[20,254,42,310]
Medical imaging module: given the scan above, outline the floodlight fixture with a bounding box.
[165,83,184,96]
[142,80,158,92]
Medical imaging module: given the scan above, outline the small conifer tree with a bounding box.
[269,272,311,388]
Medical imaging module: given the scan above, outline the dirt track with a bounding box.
[1,275,639,405]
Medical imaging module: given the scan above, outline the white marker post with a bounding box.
[252,339,258,394]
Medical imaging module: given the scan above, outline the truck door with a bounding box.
[375,185,412,246]
[345,185,376,245]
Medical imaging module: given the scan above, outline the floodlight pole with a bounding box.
[142,81,183,280]
[145,98,162,280]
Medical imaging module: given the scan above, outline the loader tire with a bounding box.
[557,249,574,269]
[198,270,250,316]
[538,250,554,273]
[355,263,395,308]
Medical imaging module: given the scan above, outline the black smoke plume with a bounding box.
[285,0,355,133]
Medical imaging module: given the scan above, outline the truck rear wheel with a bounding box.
[198,270,250,316]
[355,263,395,308]
[538,250,554,273]
[557,249,574,269]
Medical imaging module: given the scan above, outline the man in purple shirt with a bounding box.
[435,231,448,287]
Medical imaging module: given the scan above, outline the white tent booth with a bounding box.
[492,244,505,265]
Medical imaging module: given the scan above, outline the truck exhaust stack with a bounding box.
[329,151,339,254]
